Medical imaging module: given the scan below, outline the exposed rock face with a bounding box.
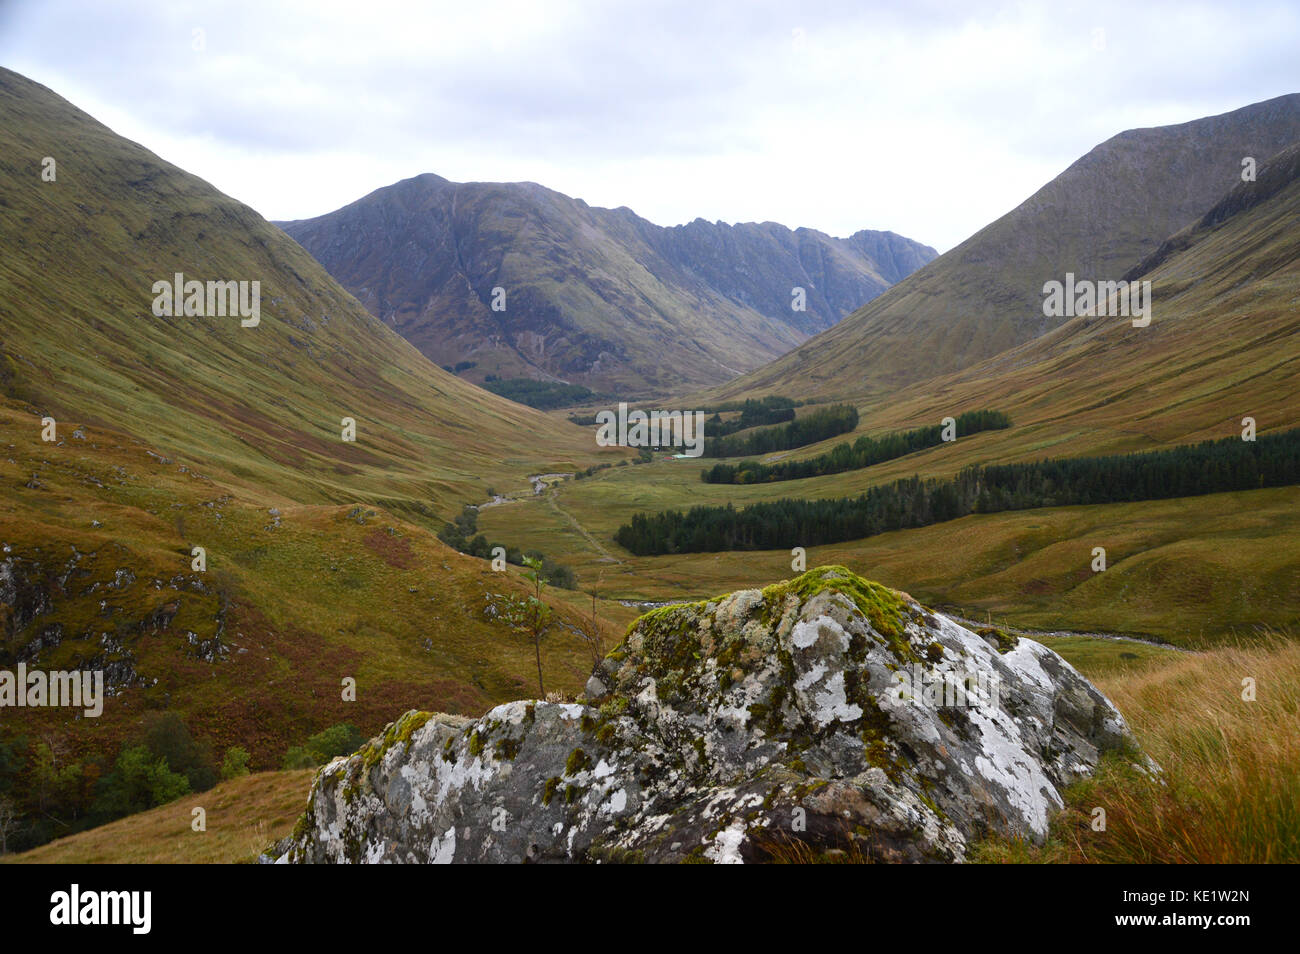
[277,567,1150,864]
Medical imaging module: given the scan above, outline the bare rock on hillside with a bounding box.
[277,566,1150,863]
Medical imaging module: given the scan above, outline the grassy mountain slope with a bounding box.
[0,70,604,513]
[2,768,316,864]
[0,67,639,850]
[709,93,1300,400]
[278,174,935,395]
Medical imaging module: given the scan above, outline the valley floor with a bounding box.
[477,459,1300,647]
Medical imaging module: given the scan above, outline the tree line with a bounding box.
[705,399,797,438]
[703,403,860,458]
[567,394,800,428]
[698,394,800,414]
[0,712,248,854]
[615,429,1300,555]
[0,712,383,854]
[482,377,601,410]
[701,409,1012,483]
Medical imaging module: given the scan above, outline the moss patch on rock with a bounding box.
[361,709,433,772]
[762,566,909,641]
[977,626,1019,654]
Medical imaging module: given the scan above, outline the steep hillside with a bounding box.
[0,68,632,853]
[868,135,1300,456]
[3,769,315,864]
[278,174,935,395]
[711,93,1300,400]
[0,69,603,514]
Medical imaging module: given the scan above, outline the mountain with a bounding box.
[869,136,1300,457]
[0,71,604,512]
[708,93,1300,401]
[0,67,629,851]
[724,138,1300,636]
[276,174,935,395]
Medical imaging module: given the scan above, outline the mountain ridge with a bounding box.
[704,92,1300,402]
[277,173,936,395]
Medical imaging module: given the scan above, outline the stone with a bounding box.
[276,566,1153,864]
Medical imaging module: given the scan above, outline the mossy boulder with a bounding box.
[276,566,1151,864]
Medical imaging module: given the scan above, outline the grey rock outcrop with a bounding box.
[277,566,1150,864]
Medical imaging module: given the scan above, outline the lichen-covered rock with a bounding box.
[277,566,1152,864]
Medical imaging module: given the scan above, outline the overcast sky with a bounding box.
[1,0,1296,251]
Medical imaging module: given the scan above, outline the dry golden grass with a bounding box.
[755,829,876,864]
[976,634,1300,863]
[3,770,316,864]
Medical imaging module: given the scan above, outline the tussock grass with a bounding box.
[975,634,1300,863]
[756,830,876,864]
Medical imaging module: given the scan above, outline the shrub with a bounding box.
[220,746,251,780]
[282,723,365,769]
[93,746,191,818]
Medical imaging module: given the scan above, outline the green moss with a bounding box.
[977,627,1019,654]
[641,611,705,672]
[586,844,646,863]
[851,689,905,783]
[493,736,520,760]
[915,783,948,822]
[763,565,909,636]
[361,709,434,772]
[467,730,485,758]
[747,673,793,736]
[599,696,629,720]
[657,670,683,700]
[564,783,586,805]
[565,747,592,776]
[290,809,314,843]
[863,738,903,782]
[541,775,562,806]
[790,778,830,800]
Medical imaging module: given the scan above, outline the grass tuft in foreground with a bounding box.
[975,633,1300,864]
